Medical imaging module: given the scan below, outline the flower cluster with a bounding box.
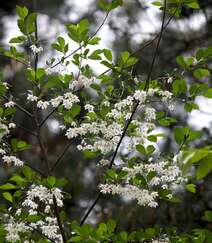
[27,90,80,110]
[30,45,43,54]
[22,184,63,215]
[100,158,186,207]
[3,185,64,242]
[100,184,159,207]
[2,155,24,166]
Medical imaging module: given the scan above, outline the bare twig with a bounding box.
[53,195,67,243]
[80,0,168,225]
[1,95,33,119]
[16,123,37,137]
[39,107,58,127]
[50,140,74,173]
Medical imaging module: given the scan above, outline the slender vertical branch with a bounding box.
[53,195,67,242]
[80,0,168,225]
[32,3,67,241]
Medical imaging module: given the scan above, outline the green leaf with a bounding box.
[26,13,37,34]
[176,55,187,69]
[22,166,35,180]
[3,192,13,203]
[203,88,212,98]
[186,2,200,9]
[196,154,212,180]
[46,176,57,188]
[107,219,116,233]
[186,184,196,193]
[98,0,123,12]
[147,135,157,142]
[9,175,26,187]
[202,211,212,222]
[0,183,17,190]
[193,68,210,79]
[172,79,187,95]
[136,144,146,155]
[9,36,26,44]
[184,102,199,112]
[146,145,155,155]
[103,49,112,61]
[88,37,101,45]
[174,127,189,145]
[16,5,28,18]
[0,83,6,95]
[89,49,102,60]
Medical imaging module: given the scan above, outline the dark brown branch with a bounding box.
[29,225,56,243]
[39,107,57,128]
[50,140,74,173]
[99,10,176,77]
[80,0,168,225]
[16,124,37,137]
[51,12,109,69]
[1,95,33,119]
[53,195,67,243]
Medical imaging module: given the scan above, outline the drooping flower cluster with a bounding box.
[3,185,64,242]
[100,184,159,207]
[100,157,186,207]
[27,90,80,110]
[22,184,63,215]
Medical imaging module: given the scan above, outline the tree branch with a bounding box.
[80,0,168,225]
[50,140,74,173]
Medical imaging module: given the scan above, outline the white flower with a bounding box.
[85,104,94,113]
[46,67,54,75]
[37,100,49,110]
[159,90,173,103]
[27,92,38,102]
[62,92,79,109]
[5,101,15,108]
[2,155,24,166]
[51,96,63,108]
[98,159,110,166]
[30,45,43,54]
[0,148,6,154]
[8,123,16,129]
[167,77,173,83]
[145,107,156,122]
[133,90,147,103]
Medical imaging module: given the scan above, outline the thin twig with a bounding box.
[1,95,33,119]
[53,195,67,243]
[16,124,37,137]
[25,162,46,177]
[28,225,56,243]
[39,107,57,127]
[99,10,176,77]
[50,140,74,173]
[0,55,30,67]
[51,12,109,69]
[80,0,168,225]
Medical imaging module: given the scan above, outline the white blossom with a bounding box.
[85,104,94,113]
[145,107,156,122]
[133,90,147,103]
[5,101,15,108]
[37,100,49,110]
[30,45,43,54]
[27,92,38,102]
[2,155,24,166]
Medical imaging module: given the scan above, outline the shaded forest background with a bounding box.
[0,0,212,233]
